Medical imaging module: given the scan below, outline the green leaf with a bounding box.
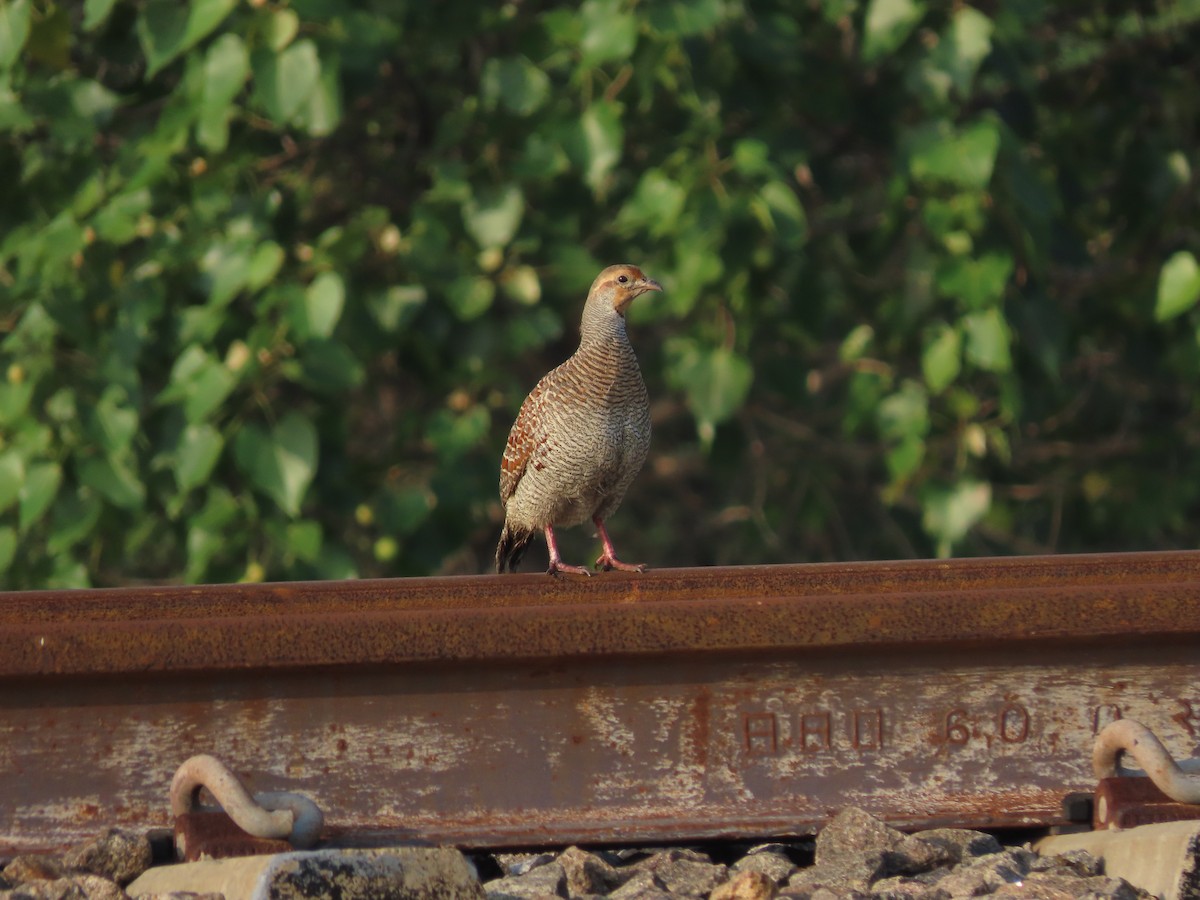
[0,450,23,514]
[462,184,524,249]
[158,346,236,424]
[254,38,321,125]
[80,455,146,509]
[963,308,1012,373]
[567,101,624,194]
[47,490,102,555]
[754,181,807,248]
[839,324,874,362]
[862,0,924,63]
[615,169,686,238]
[886,435,925,484]
[0,381,33,426]
[922,479,992,557]
[500,265,542,305]
[0,526,14,575]
[936,252,1013,310]
[35,212,86,276]
[18,462,61,532]
[377,485,435,536]
[185,486,238,581]
[137,0,237,78]
[877,380,930,442]
[646,0,724,36]
[83,0,117,31]
[298,340,365,393]
[26,3,70,68]
[445,275,495,321]
[264,8,299,51]
[921,325,962,393]
[937,7,993,97]
[92,188,153,245]
[197,32,250,152]
[731,139,771,177]
[92,386,139,455]
[206,246,253,308]
[1155,251,1200,321]
[0,84,33,132]
[907,117,1000,190]
[368,285,427,332]
[233,412,318,517]
[300,271,345,340]
[579,0,637,67]
[0,0,31,70]
[246,241,285,291]
[666,339,753,446]
[426,406,490,461]
[286,520,322,563]
[293,53,340,137]
[481,56,551,116]
[175,423,225,493]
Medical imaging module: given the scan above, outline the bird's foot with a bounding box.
[595,554,647,573]
[547,560,592,577]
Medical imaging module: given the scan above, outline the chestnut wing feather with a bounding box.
[499,378,550,506]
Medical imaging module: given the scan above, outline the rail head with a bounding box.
[2,551,1200,677]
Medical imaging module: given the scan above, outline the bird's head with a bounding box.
[589,264,663,317]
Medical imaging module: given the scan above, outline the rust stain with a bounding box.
[1,551,1200,852]
[2,551,1200,677]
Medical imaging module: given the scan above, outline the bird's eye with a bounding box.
[617,274,629,284]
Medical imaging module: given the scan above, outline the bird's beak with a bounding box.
[638,279,663,296]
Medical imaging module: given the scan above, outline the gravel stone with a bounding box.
[486,861,568,900]
[709,870,776,900]
[832,808,951,877]
[909,829,1002,866]
[930,847,1034,897]
[496,855,559,877]
[1029,850,1104,878]
[731,852,797,885]
[993,872,1151,900]
[63,829,153,887]
[813,809,896,873]
[557,847,624,897]
[635,853,726,898]
[779,886,870,900]
[786,862,878,897]
[7,808,1172,900]
[865,875,940,900]
[4,857,66,884]
[607,870,672,900]
[0,874,127,900]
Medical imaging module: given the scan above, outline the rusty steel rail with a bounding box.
[2,551,1200,853]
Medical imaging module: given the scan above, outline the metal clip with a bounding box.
[171,754,324,860]
[1092,720,1200,829]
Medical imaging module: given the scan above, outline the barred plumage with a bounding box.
[496,264,660,575]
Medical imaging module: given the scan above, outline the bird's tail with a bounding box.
[495,523,534,573]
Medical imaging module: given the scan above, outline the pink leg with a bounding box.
[594,517,646,572]
[544,525,591,576]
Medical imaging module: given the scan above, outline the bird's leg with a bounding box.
[544,524,591,576]
[593,517,646,572]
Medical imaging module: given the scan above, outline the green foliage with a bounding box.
[2,1,1200,586]
[1156,251,1200,321]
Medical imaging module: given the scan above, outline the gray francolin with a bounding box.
[496,264,661,575]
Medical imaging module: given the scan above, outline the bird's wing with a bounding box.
[499,377,551,506]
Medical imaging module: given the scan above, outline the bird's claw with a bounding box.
[595,555,647,573]
[547,561,592,577]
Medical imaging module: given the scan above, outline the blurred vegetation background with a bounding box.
[2,0,1200,588]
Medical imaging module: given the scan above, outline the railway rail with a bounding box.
[2,550,1200,855]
